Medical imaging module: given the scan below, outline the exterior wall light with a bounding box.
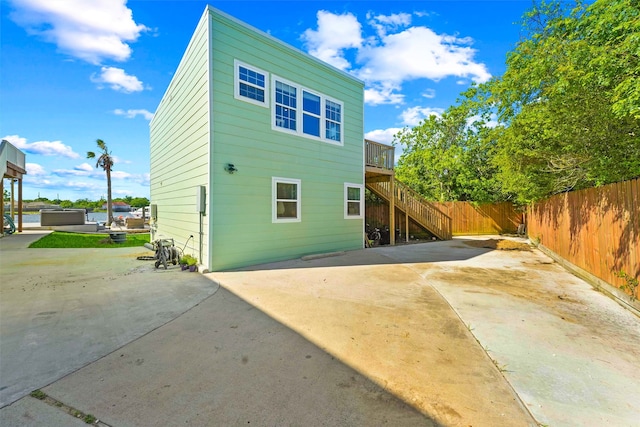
[225,163,237,174]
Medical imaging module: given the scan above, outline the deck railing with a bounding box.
[367,179,452,240]
[365,139,394,171]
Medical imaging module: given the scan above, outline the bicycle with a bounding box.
[366,224,382,246]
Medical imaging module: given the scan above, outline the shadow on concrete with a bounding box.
[27,287,440,427]
[231,239,497,273]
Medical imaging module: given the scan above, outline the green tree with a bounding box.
[74,198,93,210]
[130,197,150,208]
[87,139,115,224]
[487,0,640,203]
[395,99,504,203]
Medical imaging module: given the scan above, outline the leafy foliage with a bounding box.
[395,0,640,204]
[488,0,640,203]
[395,94,505,203]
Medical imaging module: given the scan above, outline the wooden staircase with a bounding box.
[366,179,452,240]
[365,139,452,241]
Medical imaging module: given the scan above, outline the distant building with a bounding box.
[22,202,61,211]
[103,201,131,212]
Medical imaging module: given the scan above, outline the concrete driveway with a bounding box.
[1,233,639,426]
[210,238,640,426]
[0,231,219,407]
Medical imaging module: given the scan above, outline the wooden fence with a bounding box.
[366,201,522,236]
[436,202,523,235]
[527,178,639,299]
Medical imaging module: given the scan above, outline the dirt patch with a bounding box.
[464,239,531,251]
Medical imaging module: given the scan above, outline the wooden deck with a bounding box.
[365,139,394,176]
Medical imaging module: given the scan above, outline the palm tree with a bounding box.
[87,139,115,225]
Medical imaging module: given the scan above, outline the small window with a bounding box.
[344,183,363,219]
[273,177,301,223]
[274,81,297,131]
[326,100,342,143]
[234,60,268,107]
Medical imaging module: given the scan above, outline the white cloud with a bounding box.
[111,171,132,179]
[26,163,47,176]
[364,85,405,105]
[91,67,144,93]
[63,181,100,191]
[113,189,133,196]
[111,155,133,165]
[422,89,436,99]
[365,128,403,145]
[357,26,491,85]
[75,163,94,172]
[400,106,444,126]
[114,108,154,120]
[367,12,412,37]
[8,0,148,64]
[301,10,362,70]
[302,11,491,104]
[3,134,80,159]
[52,168,92,177]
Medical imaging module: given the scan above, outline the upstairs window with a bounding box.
[234,60,268,107]
[275,81,297,131]
[325,100,342,142]
[272,75,344,145]
[302,91,321,137]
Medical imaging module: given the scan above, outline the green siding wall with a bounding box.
[151,7,365,271]
[208,8,364,270]
[149,10,211,267]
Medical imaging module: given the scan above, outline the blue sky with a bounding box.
[1,0,533,201]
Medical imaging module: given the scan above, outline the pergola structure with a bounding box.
[1,140,27,234]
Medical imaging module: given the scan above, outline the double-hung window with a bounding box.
[302,91,321,137]
[273,177,301,223]
[274,81,297,131]
[325,100,342,142]
[234,60,268,107]
[272,75,344,145]
[344,183,363,219]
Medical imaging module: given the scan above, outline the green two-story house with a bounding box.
[150,6,365,271]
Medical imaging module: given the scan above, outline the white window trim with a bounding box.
[273,177,302,223]
[234,59,269,108]
[344,182,364,219]
[324,98,344,145]
[272,76,299,136]
[271,74,344,146]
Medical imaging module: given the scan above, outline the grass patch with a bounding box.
[30,389,47,400]
[29,231,150,249]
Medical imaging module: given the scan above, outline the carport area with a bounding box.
[1,234,639,426]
